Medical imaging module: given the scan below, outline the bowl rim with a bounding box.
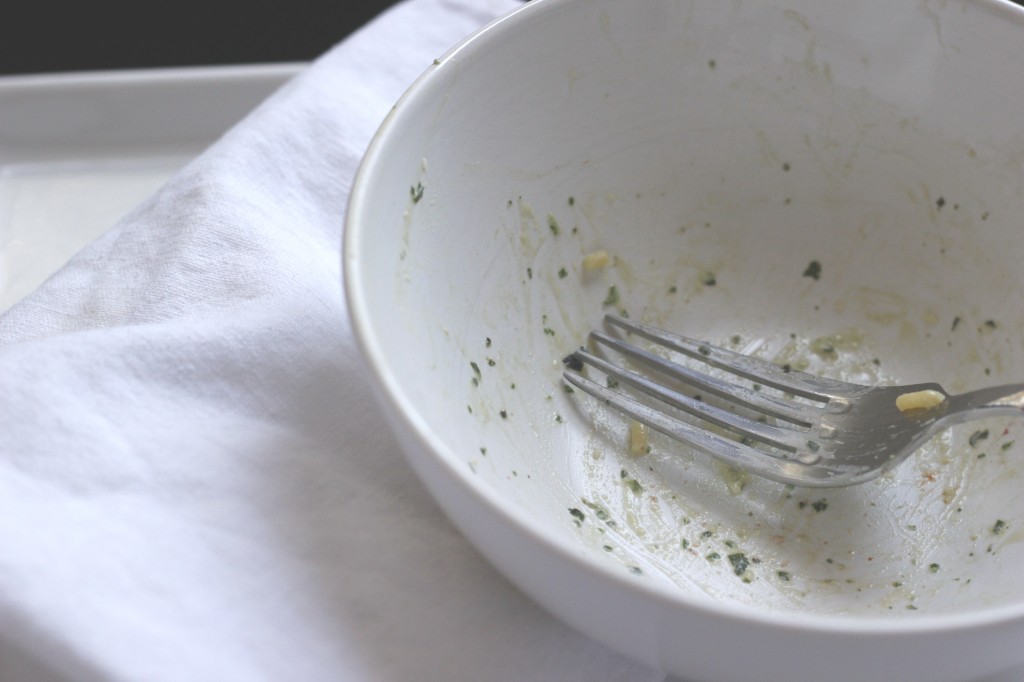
[344,0,1024,640]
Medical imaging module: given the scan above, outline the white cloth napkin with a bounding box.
[0,1,666,680]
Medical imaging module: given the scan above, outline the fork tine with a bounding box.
[605,314,855,400]
[591,330,817,426]
[562,370,818,485]
[573,348,810,454]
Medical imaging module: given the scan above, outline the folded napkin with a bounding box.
[0,1,665,680]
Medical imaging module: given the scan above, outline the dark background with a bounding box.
[0,1,402,75]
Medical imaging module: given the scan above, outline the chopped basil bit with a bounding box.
[620,469,643,494]
[543,327,555,336]
[992,519,1008,535]
[936,196,945,209]
[728,552,750,576]
[811,498,828,513]
[582,499,612,522]
[929,563,940,573]
[951,316,961,331]
[485,337,492,348]
[603,285,619,307]
[777,570,791,582]
[628,566,643,575]
[547,213,560,236]
[802,260,822,280]
[470,361,481,377]
[968,429,989,447]
[568,507,585,524]
[702,272,717,286]
[562,352,584,371]
[499,410,508,419]
[558,267,568,279]
[706,552,721,561]
[410,182,424,203]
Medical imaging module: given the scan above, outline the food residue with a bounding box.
[582,250,611,271]
[895,389,947,414]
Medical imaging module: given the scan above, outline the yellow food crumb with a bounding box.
[895,389,946,413]
[582,250,611,271]
[629,421,650,455]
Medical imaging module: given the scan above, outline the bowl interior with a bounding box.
[347,0,1024,623]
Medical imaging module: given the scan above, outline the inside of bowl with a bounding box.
[353,0,1024,618]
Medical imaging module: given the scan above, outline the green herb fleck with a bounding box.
[410,182,424,203]
[620,469,643,494]
[929,563,940,573]
[951,316,961,331]
[811,499,828,513]
[802,260,822,281]
[558,267,568,279]
[702,272,717,287]
[582,498,613,523]
[547,213,560,236]
[706,552,721,561]
[727,552,750,576]
[777,570,791,582]
[603,285,619,307]
[499,410,508,419]
[628,566,643,575]
[562,352,583,371]
[992,519,1008,535]
[568,507,585,525]
[969,429,989,448]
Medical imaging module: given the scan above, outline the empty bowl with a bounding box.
[344,0,1024,680]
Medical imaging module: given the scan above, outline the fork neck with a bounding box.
[945,383,1024,425]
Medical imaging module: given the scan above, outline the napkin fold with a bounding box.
[0,1,666,680]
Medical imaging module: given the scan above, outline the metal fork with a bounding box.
[562,314,1024,487]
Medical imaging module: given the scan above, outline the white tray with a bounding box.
[0,63,302,312]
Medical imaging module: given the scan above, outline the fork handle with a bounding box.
[947,384,1024,425]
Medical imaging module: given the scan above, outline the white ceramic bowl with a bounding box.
[344,1,1024,680]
